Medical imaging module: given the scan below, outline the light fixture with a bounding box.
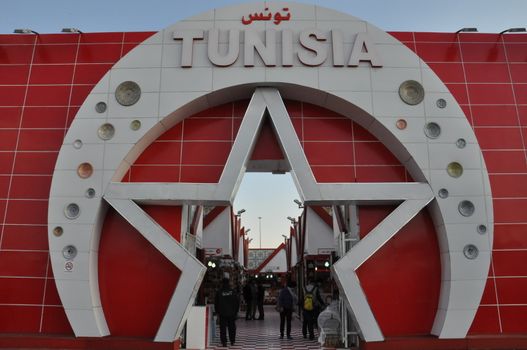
[13,29,39,34]
[324,261,330,268]
[245,228,251,234]
[236,209,246,216]
[61,28,83,34]
[293,199,304,208]
[281,234,288,243]
[455,28,478,34]
[287,216,296,223]
[500,28,526,34]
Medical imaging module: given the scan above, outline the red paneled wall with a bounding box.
[0,32,157,336]
[0,30,525,343]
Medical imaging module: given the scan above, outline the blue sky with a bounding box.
[2,0,526,34]
[3,0,525,248]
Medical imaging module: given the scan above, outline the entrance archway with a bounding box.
[48,1,492,344]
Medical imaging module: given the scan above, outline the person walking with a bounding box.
[256,280,265,320]
[277,280,297,340]
[242,280,253,320]
[302,278,325,340]
[215,278,240,347]
[249,279,258,320]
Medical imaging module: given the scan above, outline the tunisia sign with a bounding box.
[173,30,382,68]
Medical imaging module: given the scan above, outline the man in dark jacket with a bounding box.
[215,278,240,347]
[277,280,297,339]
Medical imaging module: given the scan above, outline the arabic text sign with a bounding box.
[242,7,291,25]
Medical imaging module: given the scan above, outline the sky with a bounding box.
[2,0,525,248]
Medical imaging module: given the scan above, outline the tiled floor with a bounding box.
[208,306,325,349]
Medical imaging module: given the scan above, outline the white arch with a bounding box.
[48,2,493,342]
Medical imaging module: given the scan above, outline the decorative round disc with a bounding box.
[53,226,63,237]
[438,188,449,199]
[115,81,141,106]
[399,80,425,105]
[447,162,463,178]
[424,122,441,139]
[95,101,107,113]
[98,123,115,141]
[456,138,467,149]
[64,203,80,219]
[85,188,96,198]
[77,163,93,179]
[396,119,407,130]
[62,245,78,260]
[458,200,475,217]
[463,244,479,260]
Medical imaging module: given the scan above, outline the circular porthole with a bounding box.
[53,226,63,237]
[85,188,96,198]
[64,203,80,220]
[436,98,447,108]
[438,188,449,199]
[463,244,479,260]
[396,119,407,130]
[73,139,83,149]
[95,101,107,113]
[77,163,93,179]
[458,200,475,217]
[399,80,425,105]
[456,138,467,149]
[115,81,141,106]
[424,122,441,139]
[62,245,77,260]
[97,123,115,141]
[447,162,463,178]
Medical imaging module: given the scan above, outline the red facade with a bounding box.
[0,30,526,346]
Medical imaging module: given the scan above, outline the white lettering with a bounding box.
[281,30,294,67]
[298,29,327,66]
[171,29,383,69]
[331,30,345,67]
[348,32,383,67]
[173,30,204,68]
[208,29,240,67]
[244,30,277,67]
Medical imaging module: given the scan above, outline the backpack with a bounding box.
[304,287,315,311]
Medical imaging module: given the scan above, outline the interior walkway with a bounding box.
[208,305,324,349]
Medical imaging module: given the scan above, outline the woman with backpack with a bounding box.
[276,279,298,340]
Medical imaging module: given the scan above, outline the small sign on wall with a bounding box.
[318,248,335,255]
[205,248,222,257]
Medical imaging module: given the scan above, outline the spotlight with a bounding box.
[236,209,246,216]
[287,216,297,224]
[13,29,39,34]
[293,199,304,208]
[61,28,83,34]
[500,28,526,34]
[324,261,330,268]
[455,28,478,34]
